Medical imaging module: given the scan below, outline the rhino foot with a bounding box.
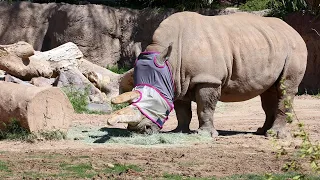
[196,127,219,138]
[256,127,288,139]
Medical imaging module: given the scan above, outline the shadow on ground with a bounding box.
[217,130,256,136]
[91,128,259,143]
[90,128,132,143]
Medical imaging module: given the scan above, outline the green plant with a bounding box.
[268,78,320,179]
[60,163,95,178]
[106,65,130,74]
[62,86,90,113]
[313,93,320,99]
[268,0,308,18]
[0,119,33,141]
[0,119,67,142]
[239,0,271,11]
[111,102,129,111]
[104,163,142,174]
[239,0,318,18]
[36,130,67,141]
[0,161,10,172]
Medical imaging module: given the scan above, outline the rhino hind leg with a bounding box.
[195,84,221,137]
[172,100,193,133]
[257,82,294,138]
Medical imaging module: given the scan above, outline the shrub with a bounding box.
[239,0,271,11]
[62,86,90,113]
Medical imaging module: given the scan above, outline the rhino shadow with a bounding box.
[90,127,132,143]
[217,130,256,136]
[161,129,256,136]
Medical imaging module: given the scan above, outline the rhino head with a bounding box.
[106,43,173,134]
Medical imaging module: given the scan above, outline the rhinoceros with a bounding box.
[107,11,308,138]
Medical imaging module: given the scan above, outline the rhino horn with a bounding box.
[107,106,143,125]
[111,90,140,104]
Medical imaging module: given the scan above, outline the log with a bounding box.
[0,82,73,132]
[78,58,120,98]
[29,42,83,72]
[0,42,53,80]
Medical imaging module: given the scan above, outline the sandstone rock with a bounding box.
[54,67,107,104]
[0,41,53,80]
[30,77,55,87]
[0,41,35,58]
[5,74,34,86]
[0,70,5,80]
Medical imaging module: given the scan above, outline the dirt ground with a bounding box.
[0,95,319,179]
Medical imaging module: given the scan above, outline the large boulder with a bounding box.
[0,41,53,80]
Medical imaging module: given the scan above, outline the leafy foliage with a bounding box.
[268,78,320,179]
[0,119,32,141]
[111,102,129,111]
[268,0,308,18]
[104,163,142,174]
[239,0,319,18]
[106,65,130,74]
[0,119,66,142]
[60,163,95,178]
[4,0,222,10]
[62,86,90,113]
[239,0,271,11]
[0,161,10,172]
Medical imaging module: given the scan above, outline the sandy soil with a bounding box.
[0,95,319,179]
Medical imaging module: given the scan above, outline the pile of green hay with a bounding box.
[67,126,213,146]
[106,131,213,145]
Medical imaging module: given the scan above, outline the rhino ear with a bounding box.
[157,42,173,65]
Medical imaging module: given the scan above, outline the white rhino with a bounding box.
[107,11,308,138]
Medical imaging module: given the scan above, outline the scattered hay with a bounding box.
[68,125,213,146]
[106,131,213,145]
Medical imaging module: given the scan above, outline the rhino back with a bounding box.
[147,12,307,101]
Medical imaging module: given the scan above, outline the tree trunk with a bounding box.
[29,42,83,72]
[0,82,73,132]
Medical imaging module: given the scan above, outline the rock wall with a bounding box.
[0,2,319,93]
[285,12,320,94]
[0,2,175,67]
[0,2,251,68]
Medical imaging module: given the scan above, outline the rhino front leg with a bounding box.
[172,100,192,133]
[195,84,220,137]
